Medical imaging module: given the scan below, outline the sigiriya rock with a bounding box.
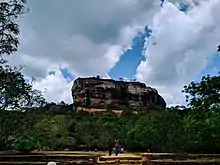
[72,76,166,112]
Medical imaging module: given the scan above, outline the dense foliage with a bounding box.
[0,65,45,111]
[0,0,45,150]
[0,0,27,56]
[0,0,45,111]
[0,73,219,153]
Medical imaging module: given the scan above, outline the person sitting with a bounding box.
[114,139,120,156]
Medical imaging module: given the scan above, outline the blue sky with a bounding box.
[60,17,220,86]
[16,0,220,104]
[59,0,192,81]
[109,27,151,80]
[195,53,220,81]
[59,1,199,82]
[60,34,220,86]
[57,27,151,81]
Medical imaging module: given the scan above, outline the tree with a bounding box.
[0,65,45,111]
[0,0,27,56]
[125,111,183,152]
[0,0,44,111]
[10,134,40,152]
[182,108,220,153]
[0,110,24,149]
[33,115,70,150]
[0,65,45,149]
[182,73,220,110]
[181,73,220,153]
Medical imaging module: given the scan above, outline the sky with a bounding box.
[6,0,220,106]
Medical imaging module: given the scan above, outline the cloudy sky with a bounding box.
[6,0,220,106]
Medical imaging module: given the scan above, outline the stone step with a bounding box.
[97,160,143,165]
[0,151,103,156]
[141,153,220,161]
[99,155,142,162]
[0,161,93,165]
[0,162,60,165]
[0,154,95,162]
[150,159,220,165]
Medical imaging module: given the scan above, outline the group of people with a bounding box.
[108,139,124,156]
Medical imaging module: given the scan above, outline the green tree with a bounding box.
[182,73,220,153]
[0,110,24,149]
[0,0,45,111]
[0,0,27,57]
[182,108,220,153]
[33,115,70,150]
[182,73,220,110]
[10,134,40,152]
[125,111,183,152]
[0,65,45,111]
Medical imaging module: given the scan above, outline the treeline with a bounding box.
[1,0,220,154]
[0,72,220,153]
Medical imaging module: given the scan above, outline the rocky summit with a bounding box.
[72,76,166,112]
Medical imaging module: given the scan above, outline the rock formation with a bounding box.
[71,76,166,112]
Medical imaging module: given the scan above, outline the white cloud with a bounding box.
[6,0,220,106]
[6,0,162,103]
[136,0,220,106]
[32,66,73,103]
[7,0,161,79]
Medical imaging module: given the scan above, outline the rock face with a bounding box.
[72,76,166,111]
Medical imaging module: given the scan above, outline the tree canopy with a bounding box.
[0,0,27,56]
[0,72,219,153]
[0,65,45,111]
[183,73,220,110]
[0,0,45,111]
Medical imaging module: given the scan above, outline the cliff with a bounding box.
[71,76,166,112]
